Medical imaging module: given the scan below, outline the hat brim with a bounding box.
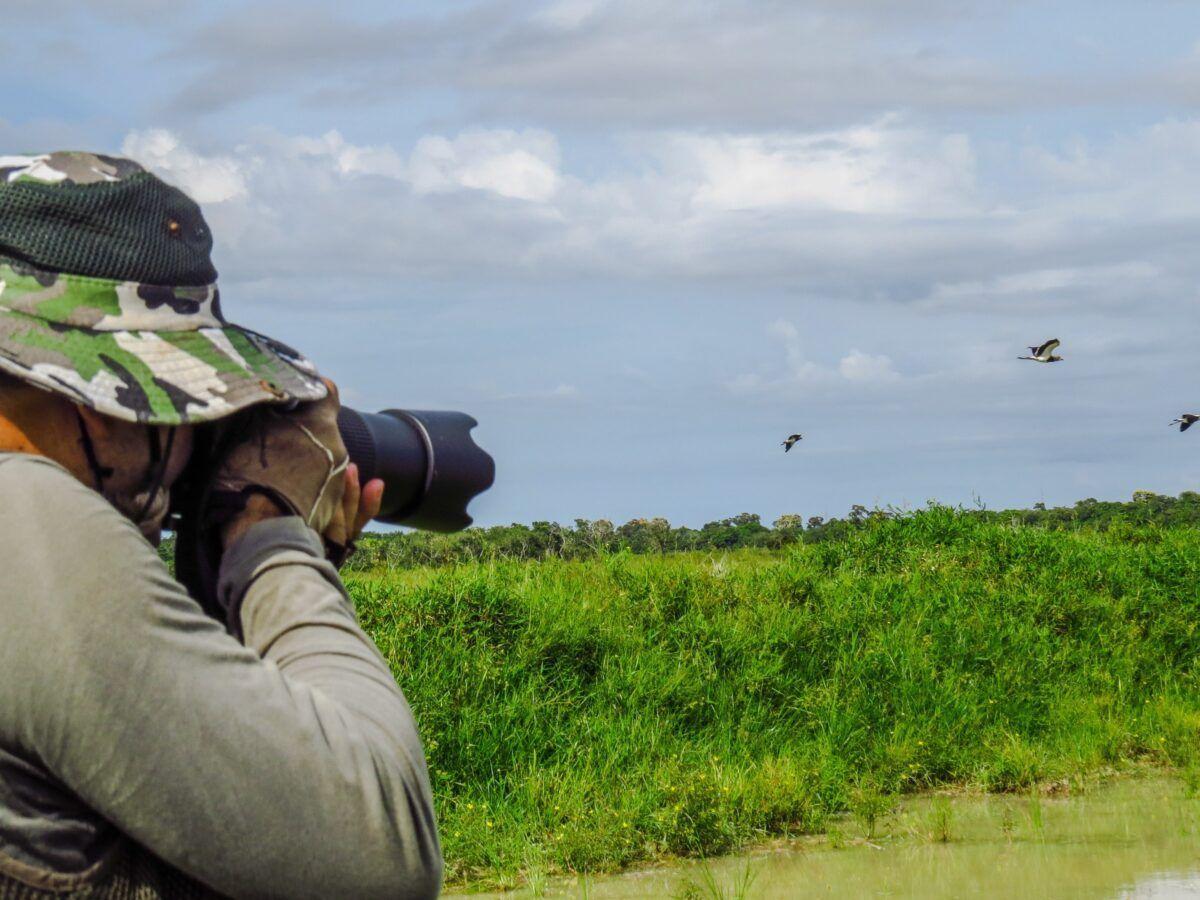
[0,309,327,425]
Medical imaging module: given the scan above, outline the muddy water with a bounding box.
[461,777,1200,898]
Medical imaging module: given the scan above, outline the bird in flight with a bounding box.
[1018,338,1063,363]
[1170,414,1199,432]
[782,434,803,452]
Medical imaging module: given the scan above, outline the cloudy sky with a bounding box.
[5,0,1200,527]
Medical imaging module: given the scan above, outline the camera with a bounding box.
[336,407,494,531]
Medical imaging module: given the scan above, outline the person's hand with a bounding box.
[220,492,286,551]
[215,378,355,552]
[221,463,383,562]
[322,462,385,563]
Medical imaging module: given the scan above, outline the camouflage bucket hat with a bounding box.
[0,151,326,425]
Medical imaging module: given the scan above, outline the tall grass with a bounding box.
[345,507,1200,889]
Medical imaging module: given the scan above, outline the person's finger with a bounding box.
[343,463,361,525]
[354,478,384,537]
[334,464,360,547]
[320,376,340,403]
[320,465,357,549]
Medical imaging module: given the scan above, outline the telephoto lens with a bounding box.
[336,407,494,531]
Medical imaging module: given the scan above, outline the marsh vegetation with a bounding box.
[342,506,1200,889]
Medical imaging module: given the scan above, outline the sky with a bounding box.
[5,0,1200,528]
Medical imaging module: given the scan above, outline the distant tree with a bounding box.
[618,518,658,553]
[328,489,1200,572]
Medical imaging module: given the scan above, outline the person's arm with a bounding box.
[0,456,442,899]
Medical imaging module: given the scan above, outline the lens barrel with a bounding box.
[336,407,494,531]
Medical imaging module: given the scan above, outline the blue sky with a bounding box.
[5,0,1200,528]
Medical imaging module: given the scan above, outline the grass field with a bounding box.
[344,506,1200,889]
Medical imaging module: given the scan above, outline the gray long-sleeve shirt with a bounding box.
[0,452,442,899]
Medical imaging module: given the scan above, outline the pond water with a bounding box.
[459,777,1200,898]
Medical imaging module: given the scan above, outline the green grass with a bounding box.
[344,506,1200,889]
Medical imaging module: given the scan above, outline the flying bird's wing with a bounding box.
[1183,417,1197,432]
[1036,338,1060,357]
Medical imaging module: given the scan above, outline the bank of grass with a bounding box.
[344,507,1200,890]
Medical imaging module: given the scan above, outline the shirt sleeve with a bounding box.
[0,455,442,900]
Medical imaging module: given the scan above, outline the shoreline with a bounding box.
[444,764,1182,894]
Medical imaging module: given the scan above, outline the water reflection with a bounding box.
[455,778,1200,899]
[1118,870,1200,898]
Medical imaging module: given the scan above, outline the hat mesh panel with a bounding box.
[0,173,217,286]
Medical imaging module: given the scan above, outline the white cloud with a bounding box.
[534,0,607,31]
[114,113,1200,307]
[1020,118,1200,221]
[664,120,977,215]
[838,349,899,383]
[764,317,827,383]
[288,130,407,179]
[408,129,562,202]
[151,0,1055,129]
[729,318,901,394]
[121,129,247,203]
[767,318,798,341]
[129,126,562,209]
[919,262,1162,311]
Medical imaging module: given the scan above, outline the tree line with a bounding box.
[330,490,1200,571]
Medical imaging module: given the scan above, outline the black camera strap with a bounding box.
[134,425,176,523]
[77,409,177,525]
[75,409,113,492]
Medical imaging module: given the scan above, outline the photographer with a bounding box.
[0,153,442,898]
